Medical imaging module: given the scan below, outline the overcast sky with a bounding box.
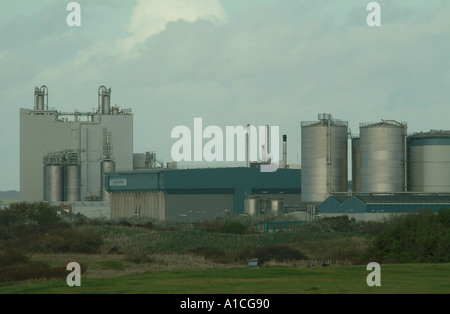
[1,0,450,191]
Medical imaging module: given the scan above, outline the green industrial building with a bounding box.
[106,167,302,221]
[319,194,450,221]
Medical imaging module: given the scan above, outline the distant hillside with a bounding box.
[0,190,20,200]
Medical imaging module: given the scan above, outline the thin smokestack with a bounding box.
[283,135,287,168]
[247,124,250,167]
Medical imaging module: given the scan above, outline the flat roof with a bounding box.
[107,167,301,192]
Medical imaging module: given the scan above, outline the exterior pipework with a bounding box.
[101,160,115,202]
[359,121,407,193]
[34,86,48,111]
[246,124,251,167]
[408,131,450,193]
[301,114,348,203]
[352,137,361,192]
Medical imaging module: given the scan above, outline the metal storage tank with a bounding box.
[408,131,450,193]
[269,199,284,215]
[44,164,64,202]
[352,137,361,192]
[35,90,44,110]
[301,114,348,203]
[245,196,261,216]
[101,160,115,202]
[360,120,407,193]
[64,164,80,202]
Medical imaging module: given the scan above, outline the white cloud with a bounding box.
[117,0,227,56]
[65,0,228,67]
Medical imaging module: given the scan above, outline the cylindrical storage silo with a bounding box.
[360,121,407,193]
[64,164,80,202]
[44,165,64,202]
[34,86,47,110]
[101,160,115,202]
[102,93,111,115]
[352,137,361,192]
[408,131,450,193]
[98,86,111,115]
[301,114,348,203]
[245,196,261,216]
[36,94,45,110]
[269,199,284,215]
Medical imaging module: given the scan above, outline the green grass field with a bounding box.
[1,263,449,294]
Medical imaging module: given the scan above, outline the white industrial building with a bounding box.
[20,86,134,204]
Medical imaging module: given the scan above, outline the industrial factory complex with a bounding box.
[19,86,450,221]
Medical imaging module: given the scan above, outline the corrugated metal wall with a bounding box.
[164,194,234,222]
[111,191,165,220]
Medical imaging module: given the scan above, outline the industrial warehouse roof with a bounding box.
[354,194,450,204]
[320,194,450,214]
[106,167,301,193]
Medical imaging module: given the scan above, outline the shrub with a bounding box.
[124,248,153,264]
[0,261,88,283]
[362,209,450,263]
[252,245,308,262]
[1,202,61,228]
[220,220,248,234]
[0,249,29,267]
[99,260,126,271]
[0,248,88,283]
[0,262,65,283]
[355,219,388,235]
[235,245,308,264]
[74,217,89,227]
[143,221,155,230]
[194,219,222,233]
[0,202,67,241]
[190,246,226,262]
[194,219,249,234]
[117,219,132,227]
[32,228,103,254]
